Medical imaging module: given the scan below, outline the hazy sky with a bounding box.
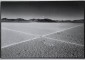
[1,1,84,20]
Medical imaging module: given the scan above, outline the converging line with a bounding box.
[1,36,42,48]
[42,25,83,37]
[1,25,84,48]
[44,37,84,46]
[2,27,40,36]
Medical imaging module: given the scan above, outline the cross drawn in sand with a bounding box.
[2,25,84,48]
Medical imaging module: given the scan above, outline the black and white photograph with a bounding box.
[1,1,84,58]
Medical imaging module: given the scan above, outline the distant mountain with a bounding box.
[29,18,56,22]
[55,19,84,23]
[1,18,56,22]
[1,18,84,23]
[71,19,84,23]
[1,18,29,22]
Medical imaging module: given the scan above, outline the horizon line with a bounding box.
[1,18,84,21]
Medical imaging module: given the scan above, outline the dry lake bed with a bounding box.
[1,23,84,58]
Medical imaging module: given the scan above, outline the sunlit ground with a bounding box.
[1,23,84,58]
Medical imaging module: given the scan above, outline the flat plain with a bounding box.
[1,23,84,58]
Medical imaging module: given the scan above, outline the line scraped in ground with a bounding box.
[2,24,84,48]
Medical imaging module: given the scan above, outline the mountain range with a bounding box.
[1,18,84,23]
